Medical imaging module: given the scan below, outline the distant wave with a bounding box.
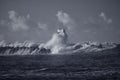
[0,28,120,55]
[0,40,119,55]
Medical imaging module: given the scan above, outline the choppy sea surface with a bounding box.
[0,53,120,80]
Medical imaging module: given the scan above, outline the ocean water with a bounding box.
[0,53,120,80]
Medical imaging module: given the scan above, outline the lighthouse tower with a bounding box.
[45,28,68,54]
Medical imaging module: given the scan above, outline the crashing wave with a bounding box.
[0,29,119,55]
[43,28,68,54]
[40,28,118,54]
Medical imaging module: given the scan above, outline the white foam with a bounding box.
[44,28,68,54]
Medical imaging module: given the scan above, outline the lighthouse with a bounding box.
[44,28,68,54]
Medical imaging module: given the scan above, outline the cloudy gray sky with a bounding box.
[0,0,120,43]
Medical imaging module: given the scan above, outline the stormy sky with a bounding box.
[0,0,120,43]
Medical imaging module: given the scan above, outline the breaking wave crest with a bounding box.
[0,29,119,55]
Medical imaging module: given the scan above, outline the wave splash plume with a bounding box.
[0,28,120,55]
